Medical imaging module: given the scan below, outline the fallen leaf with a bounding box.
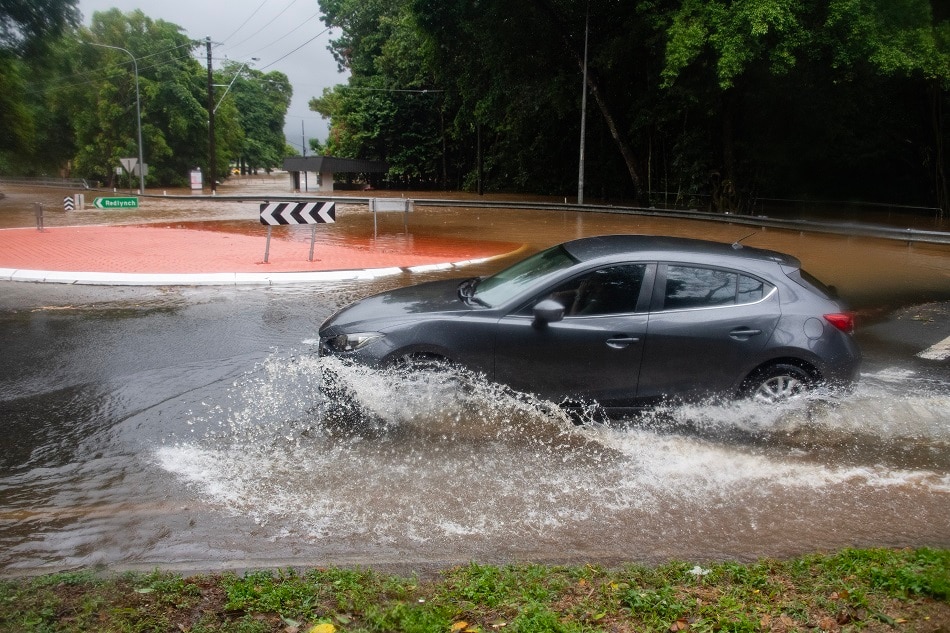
[309,623,336,633]
[451,622,469,632]
[669,618,689,632]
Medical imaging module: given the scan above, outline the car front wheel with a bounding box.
[742,363,814,403]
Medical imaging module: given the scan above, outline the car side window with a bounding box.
[662,266,773,310]
[526,264,648,316]
[663,265,737,310]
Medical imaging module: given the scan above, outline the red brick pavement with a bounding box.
[0,225,517,274]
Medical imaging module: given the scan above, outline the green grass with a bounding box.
[0,548,947,632]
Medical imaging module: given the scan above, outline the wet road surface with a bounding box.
[0,187,948,577]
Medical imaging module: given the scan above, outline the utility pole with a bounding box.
[206,37,217,194]
[577,2,589,205]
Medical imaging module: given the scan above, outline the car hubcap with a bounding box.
[753,375,805,403]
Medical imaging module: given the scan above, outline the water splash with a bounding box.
[155,352,950,545]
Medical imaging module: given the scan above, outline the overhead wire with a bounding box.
[258,27,331,70]
[220,0,269,45]
[240,11,320,58]
[224,0,300,51]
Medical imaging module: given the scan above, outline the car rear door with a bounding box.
[636,264,780,400]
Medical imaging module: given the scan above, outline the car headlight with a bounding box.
[322,332,384,353]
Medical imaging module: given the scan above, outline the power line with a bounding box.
[225,0,300,51]
[241,12,320,58]
[341,86,444,93]
[220,0,268,44]
[258,27,330,70]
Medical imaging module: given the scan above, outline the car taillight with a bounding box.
[824,312,855,334]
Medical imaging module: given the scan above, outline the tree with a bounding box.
[223,62,293,173]
[0,0,79,54]
[661,0,949,210]
[0,0,79,158]
[76,9,208,187]
[313,0,446,187]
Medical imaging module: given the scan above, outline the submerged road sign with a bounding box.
[93,197,139,209]
[259,201,336,225]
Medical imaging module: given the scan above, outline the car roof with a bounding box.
[560,234,800,269]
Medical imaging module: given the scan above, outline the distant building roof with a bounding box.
[283,156,388,173]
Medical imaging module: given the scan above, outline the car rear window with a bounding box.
[661,266,774,310]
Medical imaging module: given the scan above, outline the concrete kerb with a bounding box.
[0,259,497,286]
[0,267,399,286]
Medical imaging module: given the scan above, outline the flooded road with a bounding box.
[0,191,948,576]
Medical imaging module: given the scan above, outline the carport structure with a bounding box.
[283,156,388,192]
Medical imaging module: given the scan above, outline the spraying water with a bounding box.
[154,350,950,563]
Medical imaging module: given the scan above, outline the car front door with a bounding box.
[636,264,780,401]
[492,264,653,407]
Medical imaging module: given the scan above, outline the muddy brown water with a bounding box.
[0,182,948,576]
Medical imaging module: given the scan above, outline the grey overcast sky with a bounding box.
[76,0,348,148]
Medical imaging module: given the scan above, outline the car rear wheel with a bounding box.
[743,363,814,403]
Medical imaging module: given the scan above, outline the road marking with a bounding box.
[917,335,950,361]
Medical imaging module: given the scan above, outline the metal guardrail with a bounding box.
[112,191,950,246]
[412,199,950,245]
[0,176,90,189]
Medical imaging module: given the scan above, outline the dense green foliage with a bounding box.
[0,7,291,187]
[312,0,949,211]
[0,548,947,632]
[2,1,947,205]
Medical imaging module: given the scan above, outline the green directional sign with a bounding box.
[93,197,139,210]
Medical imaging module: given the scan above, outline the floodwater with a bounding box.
[0,183,948,576]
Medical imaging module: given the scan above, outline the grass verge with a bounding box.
[1,548,947,632]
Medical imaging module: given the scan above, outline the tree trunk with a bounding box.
[581,62,644,199]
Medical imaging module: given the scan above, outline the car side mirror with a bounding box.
[533,299,565,325]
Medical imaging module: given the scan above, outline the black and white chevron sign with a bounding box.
[259,201,336,225]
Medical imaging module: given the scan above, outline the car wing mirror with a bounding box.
[533,299,565,325]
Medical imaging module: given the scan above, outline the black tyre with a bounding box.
[742,363,814,403]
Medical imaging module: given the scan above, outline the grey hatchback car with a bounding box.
[319,235,860,411]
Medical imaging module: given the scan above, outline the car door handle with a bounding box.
[729,327,763,340]
[606,336,640,349]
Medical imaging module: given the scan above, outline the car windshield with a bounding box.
[473,245,578,307]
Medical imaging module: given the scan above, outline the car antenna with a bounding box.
[732,231,757,249]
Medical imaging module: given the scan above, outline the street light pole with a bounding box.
[86,41,145,194]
